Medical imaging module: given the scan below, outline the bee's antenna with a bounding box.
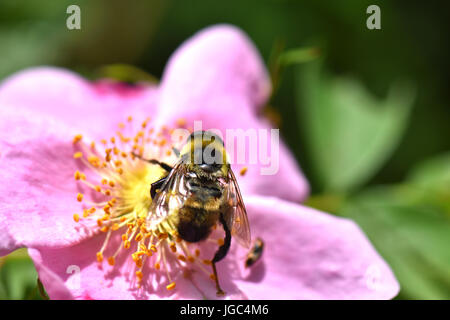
[132,152,173,172]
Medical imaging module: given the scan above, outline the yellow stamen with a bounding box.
[135,233,143,242]
[166,282,176,291]
[73,134,83,143]
[107,257,115,266]
[203,259,212,266]
[71,115,229,294]
[176,118,186,127]
[73,152,83,159]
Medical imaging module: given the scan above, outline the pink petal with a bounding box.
[0,106,99,256]
[28,248,75,300]
[0,68,158,255]
[233,196,400,299]
[159,24,271,114]
[28,231,247,300]
[27,194,398,300]
[0,67,158,141]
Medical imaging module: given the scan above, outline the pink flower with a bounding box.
[0,25,399,299]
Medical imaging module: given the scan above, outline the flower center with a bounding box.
[71,116,223,292]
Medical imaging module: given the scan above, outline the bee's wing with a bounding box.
[147,161,188,227]
[225,168,251,249]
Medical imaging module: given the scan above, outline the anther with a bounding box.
[107,257,115,266]
[203,259,212,266]
[73,152,83,159]
[176,118,186,127]
[73,134,83,144]
[166,282,176,291]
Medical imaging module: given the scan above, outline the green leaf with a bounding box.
[278,47,321,66]
[0,248,43,300]
[340,186,450,299]
[95,64,159,84]
[408,152,450,191]
[296,61,415,192]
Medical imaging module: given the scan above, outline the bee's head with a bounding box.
[180,131,229,177]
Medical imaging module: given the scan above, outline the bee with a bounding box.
[245,237,264,268]
[142,130,251,295]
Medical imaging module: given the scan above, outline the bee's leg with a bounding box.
[211,214,231,296]
[131,152,173,172]
[150,176,167,199]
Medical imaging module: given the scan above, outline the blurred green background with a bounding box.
[0,0,449,300]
